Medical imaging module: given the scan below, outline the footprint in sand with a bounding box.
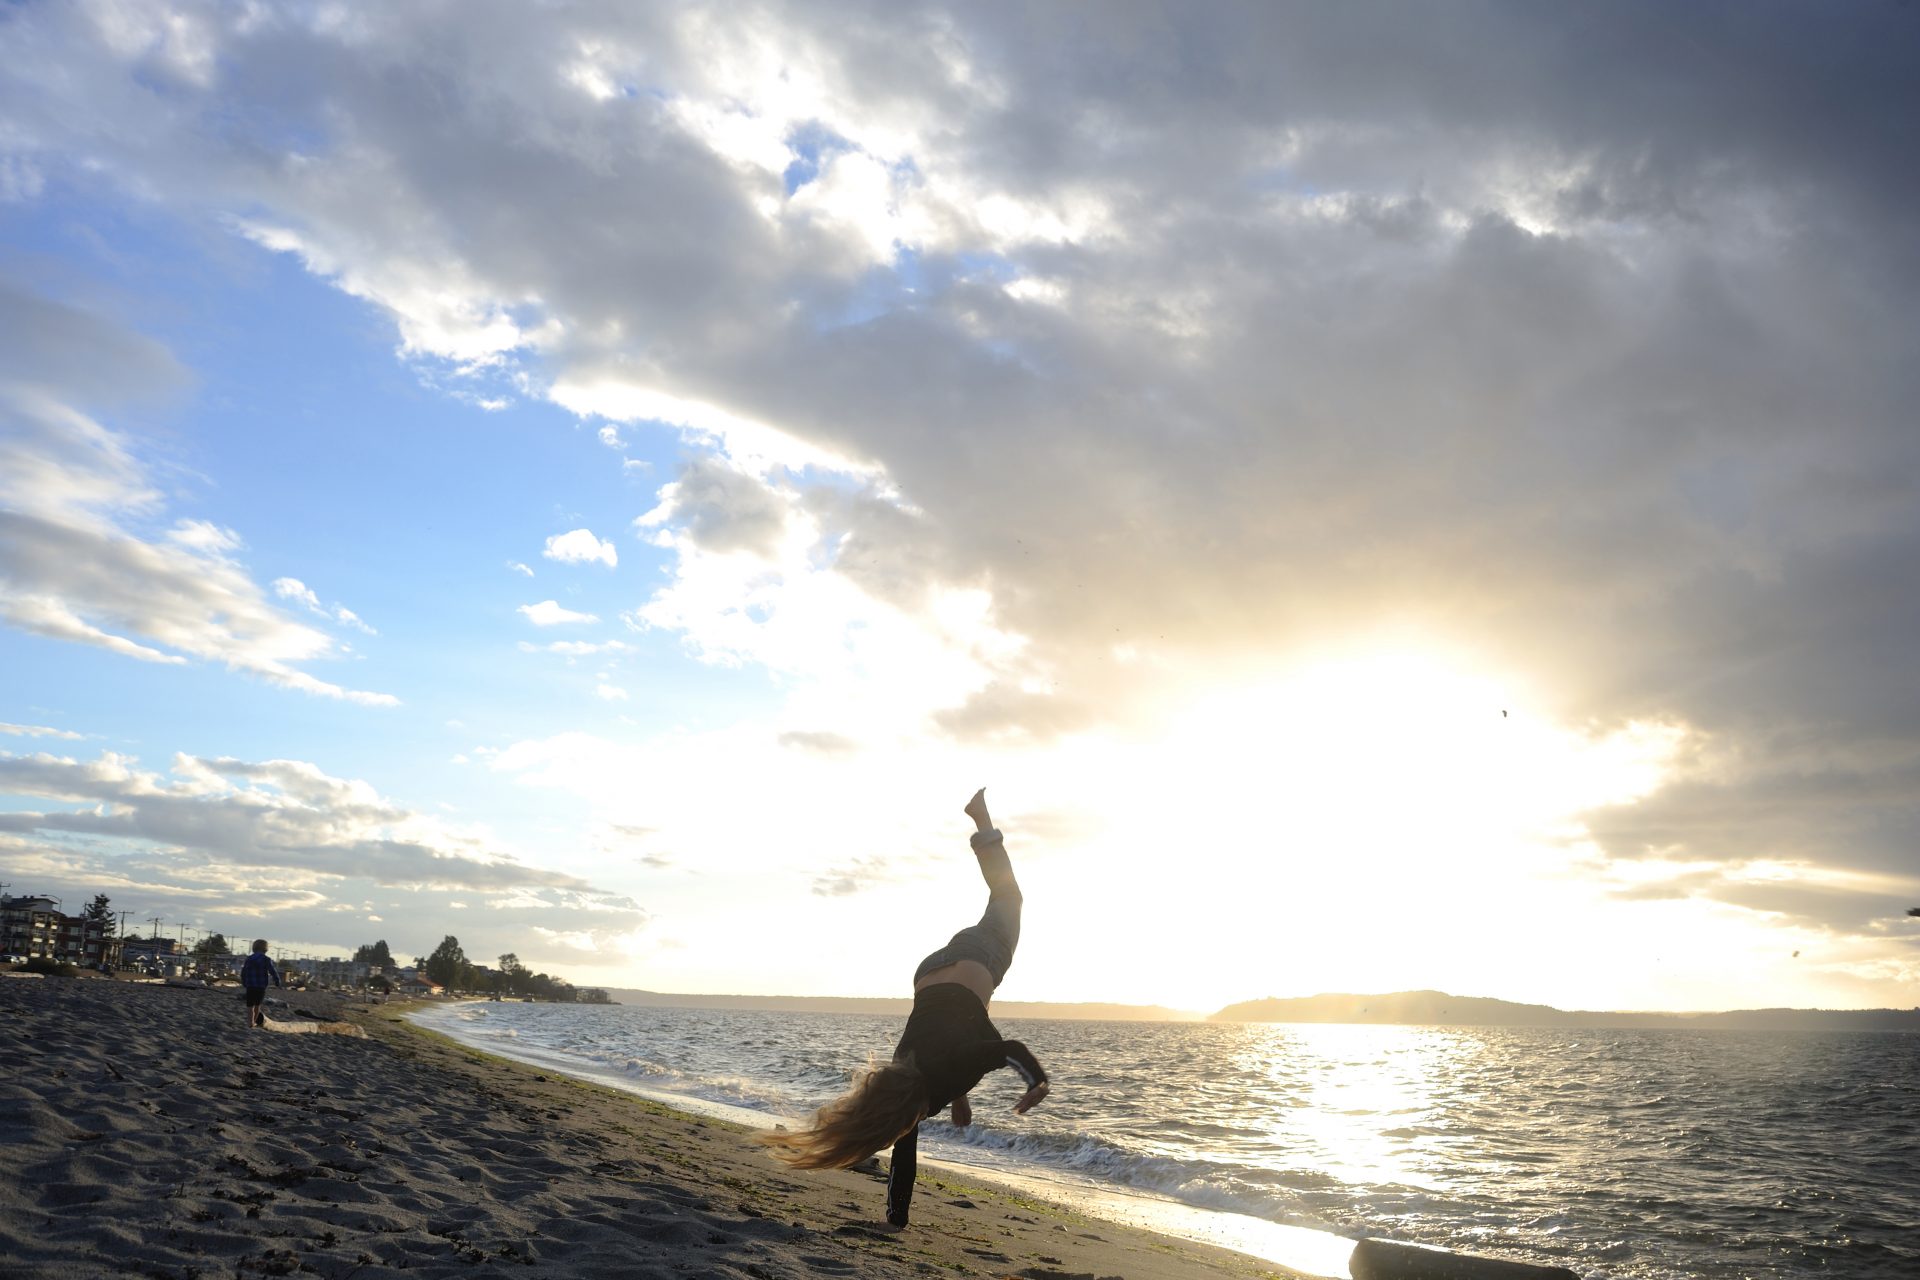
[831,1224,898,1241]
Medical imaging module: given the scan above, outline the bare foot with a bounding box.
[964,788,991,831]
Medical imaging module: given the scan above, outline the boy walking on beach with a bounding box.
[240,939,281,1029]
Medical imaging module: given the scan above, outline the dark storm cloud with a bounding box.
[3,1,1916,932]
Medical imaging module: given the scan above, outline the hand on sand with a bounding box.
[964,787,992,831]
[1013,1080,1049,1115]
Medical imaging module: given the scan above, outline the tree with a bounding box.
[424,935,467,989]
[578,988,612,1005]
[498,952,525,995]
[192,932,232,961]
[83,894,114,930]
[353,940,396,968]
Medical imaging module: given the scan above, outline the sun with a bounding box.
[1005,642,1686,1012]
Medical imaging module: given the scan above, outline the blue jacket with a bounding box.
[240,952,280,990]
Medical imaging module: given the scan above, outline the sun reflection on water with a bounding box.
[1238,1023,1487,1194]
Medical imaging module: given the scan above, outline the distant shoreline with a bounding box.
[601,985,1920,1031]
[1212,989,1920,1031]
[600,986,1206,1021]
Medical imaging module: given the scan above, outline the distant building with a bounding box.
[307,957,372,987]
[0,896,59,958]
[121,936,178,970]
[205,952,247,977]
[1,895,121,967]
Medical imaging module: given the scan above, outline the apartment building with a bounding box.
[0,895,122,967]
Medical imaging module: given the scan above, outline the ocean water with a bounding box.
[410,1002,1919,1279]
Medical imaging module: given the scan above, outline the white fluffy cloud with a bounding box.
[542,528,618,568]
[272,577,322,610]
[0,285,397,706]
[1,722,84,741]
[274,577,377,634]
[518,600,599,627]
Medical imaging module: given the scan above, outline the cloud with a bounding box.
[542,528,618,568]
[811,856,895,898]
[518,600,600,627]
[593,683,629,702]
[1,722,84,741]
[635,456,793,558]
[0,749,602,893]
[521,639,634,657]
[591,821,673,870]
[274,577,378,634]
[6,2,1917,954]
[272,577,323,611]
[776,730,858,756]
[0,747,644,960]
[0,285,397,706]
[507,560,534,577]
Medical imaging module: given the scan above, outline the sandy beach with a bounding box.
[1,974,1307,1280]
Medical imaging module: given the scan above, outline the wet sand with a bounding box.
[1,974,1309,1280]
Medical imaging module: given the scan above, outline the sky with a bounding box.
[2,1,1917,1014]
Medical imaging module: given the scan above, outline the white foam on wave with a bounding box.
[406,1001,1357,1277]
[929,1121,1314,1227]
[408,1003,792,1130]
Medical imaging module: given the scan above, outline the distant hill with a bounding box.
[602,988,1198,1021]
[1210,989,1920,1031]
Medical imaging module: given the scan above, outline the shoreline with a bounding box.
[409,999,1360,1279]
[1,975,1312,1279]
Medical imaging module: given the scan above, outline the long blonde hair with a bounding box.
[758,1056,927,1170]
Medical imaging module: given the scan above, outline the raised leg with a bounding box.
[912,789,1025,992]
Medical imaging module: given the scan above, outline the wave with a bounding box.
[410,1000,1920,1279]
[921,1119,1347,1229]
